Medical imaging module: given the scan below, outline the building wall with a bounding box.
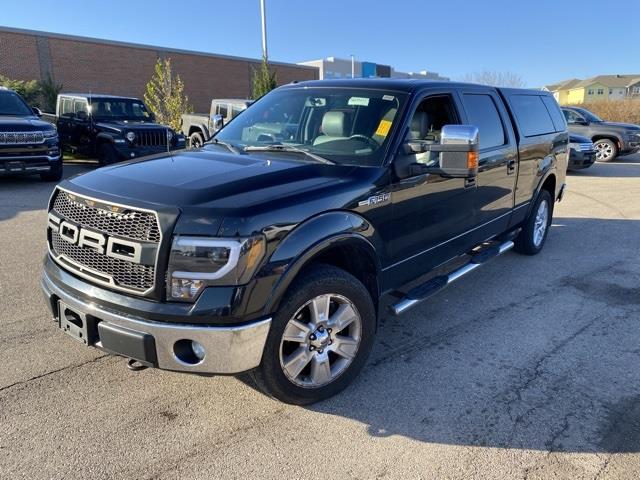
[566,88,586,104]
[0,28,318,112]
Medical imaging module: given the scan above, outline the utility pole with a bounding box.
[260,0,268,60]
[350,54,355,78]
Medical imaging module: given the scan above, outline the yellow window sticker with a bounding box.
[375,119,392,137]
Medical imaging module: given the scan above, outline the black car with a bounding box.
[567,134,596,171]
[0,87,62,181]
[54,94,185,164]
[42,80,567,404]
[562,106,640,162]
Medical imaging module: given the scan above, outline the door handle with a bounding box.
[507,159,516,174]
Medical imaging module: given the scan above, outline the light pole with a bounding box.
[350,54,355,78]
[260,0,268,60]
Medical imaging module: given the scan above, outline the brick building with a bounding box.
[0,26,318,112]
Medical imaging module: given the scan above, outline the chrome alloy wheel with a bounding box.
[533,199,549,247]
[594,141,614,161]
[279,294,362,388]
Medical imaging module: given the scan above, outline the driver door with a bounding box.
[385,90,479,287]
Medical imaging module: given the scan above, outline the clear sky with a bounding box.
[2,0,638,87]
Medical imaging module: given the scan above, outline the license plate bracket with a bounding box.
[6,161,25,172]
[58,301,96,345]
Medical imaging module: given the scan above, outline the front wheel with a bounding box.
[189,132,204,149]
[594,139,617,162]
[252,265,376,405]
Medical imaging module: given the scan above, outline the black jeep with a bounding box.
[54,94,185,164]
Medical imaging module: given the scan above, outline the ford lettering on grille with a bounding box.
[47,189,161,294]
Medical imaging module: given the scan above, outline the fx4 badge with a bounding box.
[358,193,390,207]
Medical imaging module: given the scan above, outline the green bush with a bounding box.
[0,74,41,106]
[570,99,640,125]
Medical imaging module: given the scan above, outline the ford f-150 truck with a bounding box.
[41,79,568,404]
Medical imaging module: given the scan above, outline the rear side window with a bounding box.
[216,104,228,118]
[541,96,566,132]
[73,99,88,115]
[462,94,506,149]
[60,98,73,116]
[509,95,555,137]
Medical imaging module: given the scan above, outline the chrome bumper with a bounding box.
[41,269,271,374]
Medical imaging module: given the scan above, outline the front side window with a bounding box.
[214,87,408,167]
[73,99,88,115]
[405,94,459,166]
[89,98,151,121]
[0,91,33,116]
[461,94,506,150]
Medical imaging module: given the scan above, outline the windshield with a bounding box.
[576,108,602,123]
[0,91,34,116]
[214,87,408,167]
[90,98,152,121]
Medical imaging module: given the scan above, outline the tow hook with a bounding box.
[126,358,148,371]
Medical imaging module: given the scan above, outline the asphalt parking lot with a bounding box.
[1,155,639,479]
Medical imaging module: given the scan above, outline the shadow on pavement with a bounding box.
[0,163,95,222]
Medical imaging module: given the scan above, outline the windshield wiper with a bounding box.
[243,144,334,164]
[210,138,240,154]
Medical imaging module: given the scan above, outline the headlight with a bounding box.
[125,131,136,143]
[167,130,174,141]
[43,129,58,139]
[167,235,266,301]
[568,142,579,151]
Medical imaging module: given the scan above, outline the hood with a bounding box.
[0,115,55,131]
[66,147,368,215]
[597,121,640,131]
[94,120,171,132]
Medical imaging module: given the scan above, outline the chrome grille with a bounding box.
[576,142,594,152]
[51,231,155,291]
[49,189,161,294]
[132,129,168,148]
[52,190,161,242]
[0,131,45,145]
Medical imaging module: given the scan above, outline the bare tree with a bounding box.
[460,70,526,88]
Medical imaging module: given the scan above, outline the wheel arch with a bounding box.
[262,212,382,322]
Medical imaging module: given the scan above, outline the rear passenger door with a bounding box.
[502,93,567,226]
[457,89,518,241]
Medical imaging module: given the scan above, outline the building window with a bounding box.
[609,89,613,95]
[597,88,604,95]
[587,89,594,95]
[633,86,640,94]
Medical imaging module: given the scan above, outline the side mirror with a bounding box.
[212,114,224,131]
[396,124,480,179]
[76,110,88,121]
[32,106,42,117]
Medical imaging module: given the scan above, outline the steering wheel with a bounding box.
[348,134,379,149]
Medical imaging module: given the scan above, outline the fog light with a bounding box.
[191,341,206,361]
[170,278,204,300]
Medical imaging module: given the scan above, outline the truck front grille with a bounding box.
[48,188,161,294]
[132,129,168,148]
[0,131,45,145]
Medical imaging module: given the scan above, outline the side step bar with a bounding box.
[389,240,514,316]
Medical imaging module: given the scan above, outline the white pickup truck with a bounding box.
[181,98,252,148]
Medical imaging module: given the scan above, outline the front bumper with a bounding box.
[568,149,596,170]
[41,259,271,374]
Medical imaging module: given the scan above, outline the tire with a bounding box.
[189,132,204,149]
[593,139,617,162]
[40,164,63,182]
[514,189,553,255]
[251,264,376,405]
[97,143,119,166]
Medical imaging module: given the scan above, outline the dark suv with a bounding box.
[0,87,62,181]
[55,94,185,164]
[562,106,640,162]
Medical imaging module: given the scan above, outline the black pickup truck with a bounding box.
[51,93,185,164]
[41,79,567,404]
[0,87,62,181]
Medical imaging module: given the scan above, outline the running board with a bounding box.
[389,240,514,316]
